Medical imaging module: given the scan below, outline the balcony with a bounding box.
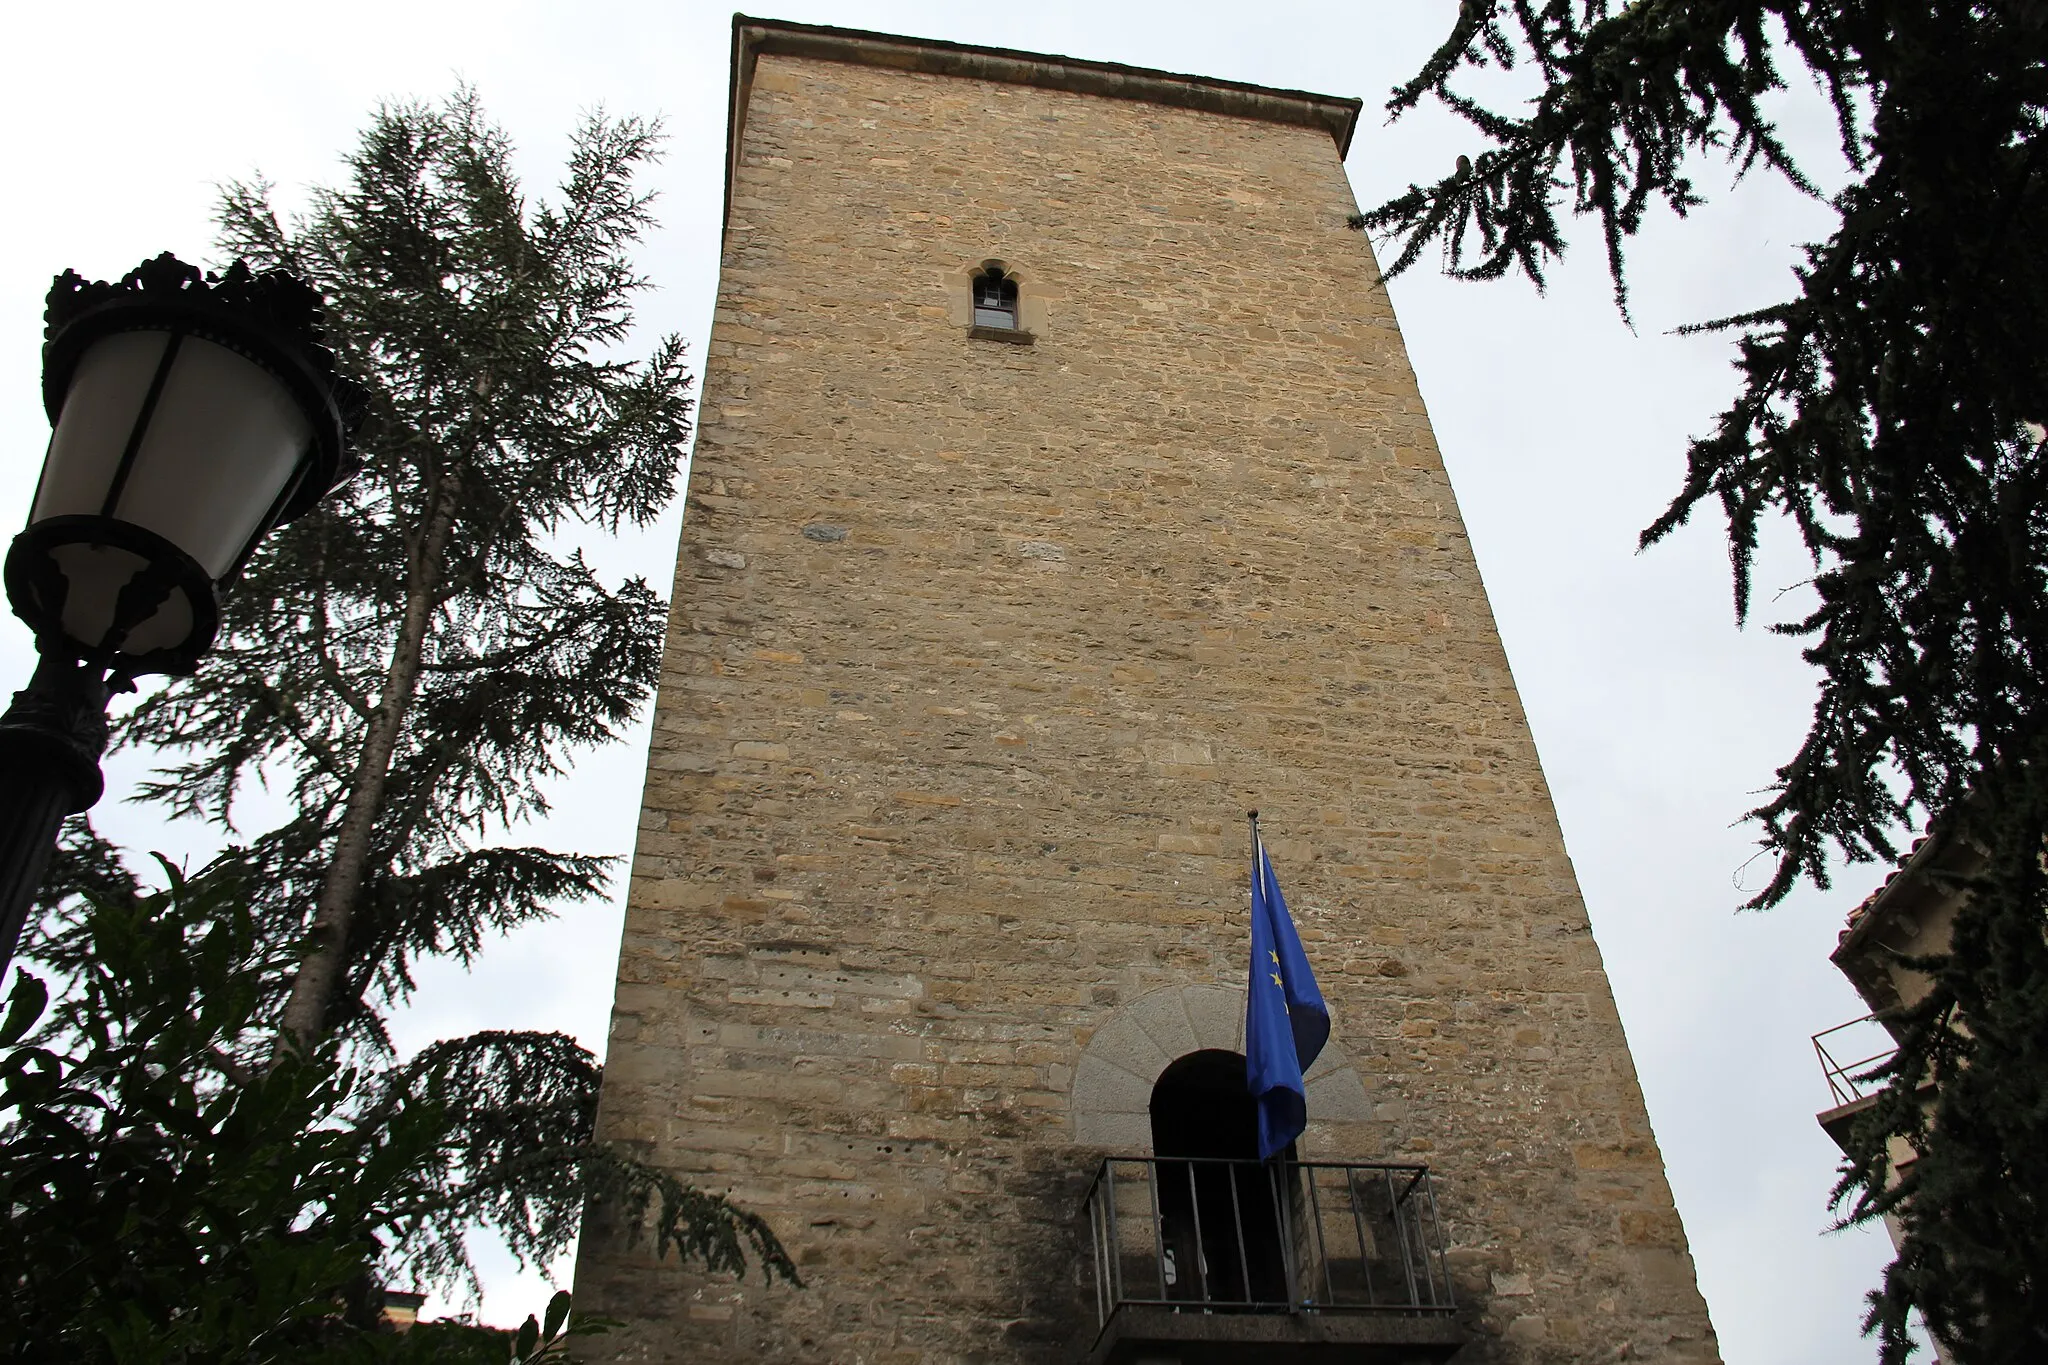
[1814,1014,1900,1108]
[1813,1014,1900,1151]
[1080,1157,1466,1364]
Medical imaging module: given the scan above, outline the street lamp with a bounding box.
[0,252,362,971]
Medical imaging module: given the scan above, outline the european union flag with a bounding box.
[1246,827,1329,1161]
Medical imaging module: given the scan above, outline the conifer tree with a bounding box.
[148,88,692,1047]
[23,89,797,1319]
[1361,4,2047,1359]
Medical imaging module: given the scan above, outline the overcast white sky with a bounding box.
[0,2,1907,1358]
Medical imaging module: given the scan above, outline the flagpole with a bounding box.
[1247,811,1299,1295]
[1246,807,1267,1176]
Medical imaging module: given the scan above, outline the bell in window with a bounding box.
[973,268,1019,329]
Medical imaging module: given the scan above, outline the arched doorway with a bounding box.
[1148,1049,1292,1306]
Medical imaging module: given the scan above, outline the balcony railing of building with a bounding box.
[1082,1157,1456,1332]
[1814,1014,1900,1109]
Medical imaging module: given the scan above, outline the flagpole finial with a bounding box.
[1247,808,1258,820]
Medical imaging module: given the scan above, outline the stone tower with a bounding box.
[575,17,1722,1365]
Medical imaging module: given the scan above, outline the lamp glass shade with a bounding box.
[23,328,313,663]
[35,330,313,576]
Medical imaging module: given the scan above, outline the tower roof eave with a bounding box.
[722,14,1366,234]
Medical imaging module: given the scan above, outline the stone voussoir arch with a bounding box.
[1071,984,1372,1152]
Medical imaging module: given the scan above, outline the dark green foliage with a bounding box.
[1,866,487,1361]
[1364,3,2048,1359]
[0,866,792,1362]
[29,820,142,977]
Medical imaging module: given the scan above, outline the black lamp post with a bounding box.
[0,253,361,973]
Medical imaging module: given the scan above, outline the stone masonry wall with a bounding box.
[573,48,1722,1365]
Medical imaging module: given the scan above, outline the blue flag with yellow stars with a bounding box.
[1246,832,1330,1161]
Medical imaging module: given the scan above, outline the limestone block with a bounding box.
[1303,1065,1373,1122]
[1128,987,1200,1062]
[1182,985,1246,1053]
[1074,1108,1152,1151]
[1071,1055,1153,1117]
[1303,1037,1349,1081]
[1082,1009,1171,1081]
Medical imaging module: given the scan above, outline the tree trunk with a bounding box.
[279,468,463,1047]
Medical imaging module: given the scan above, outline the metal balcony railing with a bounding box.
[1814,1014,1900,1107]
[1081,1156,1456,1332]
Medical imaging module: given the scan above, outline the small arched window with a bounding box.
[972,265,1019,329]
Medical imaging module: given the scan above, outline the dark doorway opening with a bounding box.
[1148,1049,1293,1306]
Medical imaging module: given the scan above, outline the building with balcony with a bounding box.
[1810,826,1984,1364]
[572,16,1723,1362]
[1812,827,1978,1215]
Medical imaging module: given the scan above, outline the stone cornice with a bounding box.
[723,15,1363,232]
